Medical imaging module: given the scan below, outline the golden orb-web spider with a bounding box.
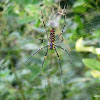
[25,10,72,84]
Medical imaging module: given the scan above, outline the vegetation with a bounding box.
[0,0,100,100]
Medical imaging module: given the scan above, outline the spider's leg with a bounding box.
[25,45,48,64]
[55,15,66,41]
[41,10,49,40]
[55,37,64,44]
[54,47,62,84]
[35,36,45,41]
[35,48,48,84]
[55,45,72,64]
[60,37,64,42]
[35,36,47,43]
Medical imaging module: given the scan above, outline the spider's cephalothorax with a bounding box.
[49,28,55,50]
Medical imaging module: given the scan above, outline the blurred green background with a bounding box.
[0,0,100,100]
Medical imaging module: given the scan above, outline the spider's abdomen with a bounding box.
[50,28,55,42]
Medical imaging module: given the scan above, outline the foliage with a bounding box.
[0,0,100,100]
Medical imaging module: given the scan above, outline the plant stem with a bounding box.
[11,61,26,100]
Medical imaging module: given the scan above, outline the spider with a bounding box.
[25,10,72,84]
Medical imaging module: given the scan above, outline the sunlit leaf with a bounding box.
[91,70,100,78]
[75,37,100,54]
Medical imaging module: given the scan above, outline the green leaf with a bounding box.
[73,0,85,8]
[82,58,100,71]
[73,6,87,13]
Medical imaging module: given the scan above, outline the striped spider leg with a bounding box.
[54,45,72,64]
[35,48,49,83]
[54,46,62,84]
[55,14,66,41]
[41,10,49,40]
[24,45,48,64]
[24,44,49,84]
[34,10,49,42]
[53,44,72,84]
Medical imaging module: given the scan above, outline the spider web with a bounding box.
[0,0,100,99]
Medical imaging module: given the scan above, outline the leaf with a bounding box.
[73,6,87,13]
[91,70,100,78]
[73,0,93,13]
[82,58,100,71]
[75,37,100,54]
[73,0,85,7]
[73,0,92,8]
